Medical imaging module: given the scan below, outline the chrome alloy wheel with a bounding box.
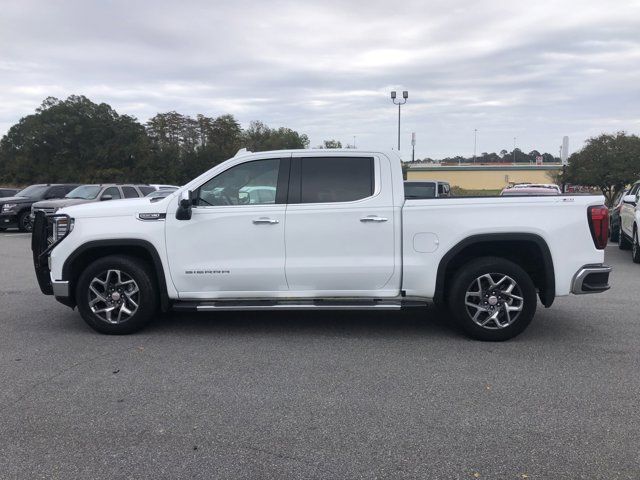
[464,273,524,329]
[88,270,140,324]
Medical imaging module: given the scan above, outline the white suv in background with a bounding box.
[618,180,640,262]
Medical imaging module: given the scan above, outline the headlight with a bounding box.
[53,216,74,242]
[2,203,17,212]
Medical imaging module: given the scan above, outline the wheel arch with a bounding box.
[434,233,556,308]
[61,239,170,311]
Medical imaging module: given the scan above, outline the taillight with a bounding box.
[588,205,609,250]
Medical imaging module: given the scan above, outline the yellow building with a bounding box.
[406,164,563,190]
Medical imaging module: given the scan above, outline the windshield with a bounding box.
[65,185,101,200]
[146,189,174,198]
[16,185,48,198]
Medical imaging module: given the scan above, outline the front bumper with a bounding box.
[0,213,18,228]
[571,264,612,294]
[32,211,73,299]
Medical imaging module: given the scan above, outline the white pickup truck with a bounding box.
[32,149,612,341]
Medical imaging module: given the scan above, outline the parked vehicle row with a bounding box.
[1,184,79,232]
[31,184,158,219]
[0,183,178,232]
[32,149,611,341]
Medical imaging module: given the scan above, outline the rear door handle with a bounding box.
[360,215,388,223]
[253,217,279,225]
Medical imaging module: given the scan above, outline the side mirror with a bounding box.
[176,190,193,220]
[101,194,113,201]
[238,191,250,205]
[623,194,637,205]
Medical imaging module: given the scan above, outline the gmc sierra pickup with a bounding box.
[32,149,612,340]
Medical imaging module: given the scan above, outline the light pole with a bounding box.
[391,90,408,150]
[473,129,478,164]
[353,135,356,149]
[411,132,416,162]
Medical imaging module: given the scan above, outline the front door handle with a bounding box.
[360,215,388,223]
[253,217,279,225]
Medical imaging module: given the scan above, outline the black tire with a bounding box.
[619,224,631,250]
[76,255,158,334]
[632,228,640,264]
[17,210,32,232]
[447,256,537,341]
[609,220,619,242]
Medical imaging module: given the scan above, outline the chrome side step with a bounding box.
[172,299,428,312]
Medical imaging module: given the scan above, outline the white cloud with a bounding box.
[0,0,639,158]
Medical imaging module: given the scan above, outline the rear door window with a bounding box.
[122,186,139,198]
[298,157,374,203]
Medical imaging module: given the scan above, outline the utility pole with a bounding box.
[390,91,408,151]
[513,137,517,165]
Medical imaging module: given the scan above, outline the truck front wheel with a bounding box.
[448,257,537,341]
[76,255,158,334]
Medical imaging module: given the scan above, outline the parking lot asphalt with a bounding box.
[0,231,638,479]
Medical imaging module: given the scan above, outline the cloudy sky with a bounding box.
[1,0,639,159]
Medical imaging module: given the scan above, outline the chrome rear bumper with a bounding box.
[571,264,612,294]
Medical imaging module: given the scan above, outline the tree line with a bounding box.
[1,95,638,205]
[0,95,310,185]
[417,150,561,164]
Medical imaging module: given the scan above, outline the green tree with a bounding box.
[564,132,640,205]
[0,95,150,184]
[318,139,342,149]
[145,112,243,184]
[243,121,309,151]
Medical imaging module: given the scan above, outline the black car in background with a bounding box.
[0,184,78,232]
[609,189,628,242]
[0,188,19,198]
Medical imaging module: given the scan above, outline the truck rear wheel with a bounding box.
[76,255,158,334]
[448,257,537,341]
